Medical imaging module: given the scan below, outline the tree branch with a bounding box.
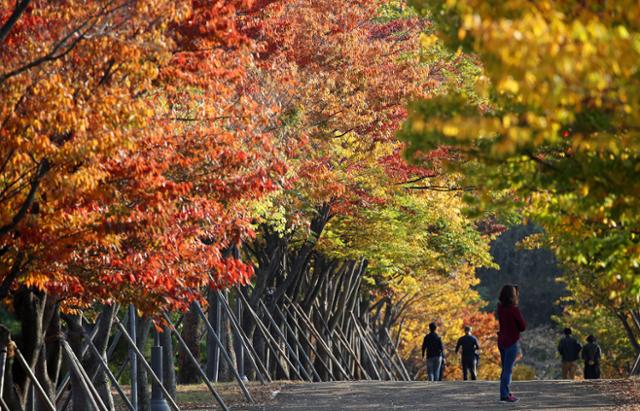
[0,158,50,238]
[0,250,24,300]
[0,0,31,45]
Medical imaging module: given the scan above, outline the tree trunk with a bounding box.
[13,287,56,410]
[85,305,116,411]
[64,314,94,411]
[160,325,176,399]
[136,316,152,411]
[218,307,236,382]
[617,311,640,354]
[177,303,201,384]
[1,324,23,410]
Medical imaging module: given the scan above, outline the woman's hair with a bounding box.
[499,284,519,306]
[587,334,596,343]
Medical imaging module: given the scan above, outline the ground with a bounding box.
[115,379,640,410]
[243,380,629,411]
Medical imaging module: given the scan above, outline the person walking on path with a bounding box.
[456,326,480,380]
[582,335,602,379]
[422,322,445,381]
[558,327,582,379]
[497,284,526,403]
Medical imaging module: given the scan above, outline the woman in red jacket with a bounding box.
[497,284,526,403]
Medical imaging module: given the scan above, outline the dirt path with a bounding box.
[243,380,621,411]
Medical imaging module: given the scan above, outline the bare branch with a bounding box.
[0,0,31,45]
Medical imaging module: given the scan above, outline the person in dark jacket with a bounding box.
[558,327,582,379]
[582,335,601,379]
[422,322,445,381]
[456,326,480,380]
[497,284,526,403]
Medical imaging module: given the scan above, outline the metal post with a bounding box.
[151,331,171,411]
[128,305,138,410]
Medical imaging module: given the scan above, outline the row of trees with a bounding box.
[1,0,500,408]
[402,0,640,376]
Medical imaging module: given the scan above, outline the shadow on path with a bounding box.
[245,380,618,411]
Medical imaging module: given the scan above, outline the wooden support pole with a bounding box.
[194,303,262,393]
[113,317,182,411]
[162,313,233,409]
[308,302,369,380]
[14,348,56,411]
[60,340,108,411]
[349,313,383,380]
[384,328,412,381]
[363,326,401,380]
[284,299,351,380]
[217,291,273,382]
[233,289,296,380]
[280,303,335,380]
[257,300,312,381]
[359,322,395,380]
[273,305,322,381]
[55,313,106,401]
[81,329,135,411]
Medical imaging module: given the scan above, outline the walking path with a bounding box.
[245,380,620,411]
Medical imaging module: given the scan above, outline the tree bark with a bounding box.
[64,314,94,411]
[0,325,23,410]
[160,325,176,399]
[86,305,116,411]
[136,316,152,411]
[177,303,201,384]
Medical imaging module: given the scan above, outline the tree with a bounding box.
[400,0,640,374]
[1,0,287,406]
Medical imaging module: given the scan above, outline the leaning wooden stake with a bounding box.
[163,313,235,408]
[14,348,56,411]
[349,313,383,380]
[80,329,135,411]
[193,302,266,389]
[113,317,182,411]
[280,303,336,380]
[55,313,106,402]
[362,326,401,380]
[217,290,274,382]
[60,340,108,411]
[285,299,352,380]
[197,301,265,387]
[384,328,412,381]
[362,323,396,380]
[257,300,313,382]
[234,289,297,380]
[308,302,369,380]
[273,305,322,381]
